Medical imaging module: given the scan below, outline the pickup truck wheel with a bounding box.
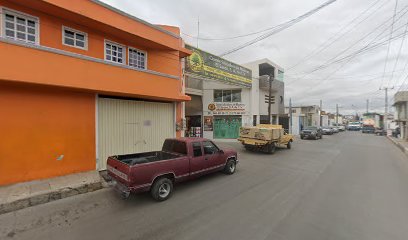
[267,143,276,154]
[287,141,292,149]
[224,159,236,175]
[244,145,253,151]
[151,178,173,201]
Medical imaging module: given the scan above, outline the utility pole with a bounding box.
[267,72,275,124]
[366,99,369,114]
[336,104,339,125]
[289,98,292,134]
[320,99,322,126]
[380,87,394,132]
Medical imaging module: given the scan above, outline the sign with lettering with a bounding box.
[207,102,247,115]
[185,45,252,87]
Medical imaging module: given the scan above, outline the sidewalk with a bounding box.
[387,136,408,156]
[0,171,103,215]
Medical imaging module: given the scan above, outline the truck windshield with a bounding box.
[162,140,187,155]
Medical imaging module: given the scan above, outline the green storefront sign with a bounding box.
[185,45,252,87]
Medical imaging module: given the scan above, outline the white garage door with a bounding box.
[97,97,175,170]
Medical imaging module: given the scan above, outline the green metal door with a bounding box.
[214,116,242,139]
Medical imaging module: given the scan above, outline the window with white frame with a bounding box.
[63,27,87,49]
[214,89,241,102]
[2,10,38,44]
[128,48,146,70]
[105,41,125,64]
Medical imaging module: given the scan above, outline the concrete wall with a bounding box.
[243,59,285,125]
[0,83,95,186]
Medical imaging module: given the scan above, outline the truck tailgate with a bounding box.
[107,157,131,186]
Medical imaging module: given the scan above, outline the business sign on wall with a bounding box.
[207,103,247,115]
[185,45,252,87]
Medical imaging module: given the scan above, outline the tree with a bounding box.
[191,54,200,67]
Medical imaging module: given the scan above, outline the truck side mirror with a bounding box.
[218,149,224,154]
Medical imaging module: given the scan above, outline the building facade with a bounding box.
[285,105,321,135]
[243,59,285,126]
[393,91,408,139]
[184,46,253,140]
[0,0,191,185]
[184,47,286,141]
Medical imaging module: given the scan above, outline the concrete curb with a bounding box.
[387,136,408,156]
[0,181,103,215]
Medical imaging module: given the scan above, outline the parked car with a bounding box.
[362,125,375,133]
[300,126,323,140]
[374,128,386,136]
[337,125,346,131]
[332,124,345,131]
[347,122,361,131]
[332,126,340,133]
[107,138,238,201]
[322,126,334,135]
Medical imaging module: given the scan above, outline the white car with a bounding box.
[337,125,346,131]
[331,126,340,133]
[332,124,345,132]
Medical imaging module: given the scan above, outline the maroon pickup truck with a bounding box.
[107,138,238,201]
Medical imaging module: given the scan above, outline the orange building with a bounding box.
[0,0,191,186]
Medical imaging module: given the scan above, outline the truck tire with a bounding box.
[266,143,276,154]
[150,178,173,201]
[287,141,292,149]
[244,145,253,151]
[223,159,236,175]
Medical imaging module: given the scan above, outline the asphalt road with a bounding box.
[2,132,408,240]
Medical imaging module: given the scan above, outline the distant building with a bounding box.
[285,105,321,135]
[328,113,344,126]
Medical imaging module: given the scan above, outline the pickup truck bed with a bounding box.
[107,138,238,201]
[112,151,182,165]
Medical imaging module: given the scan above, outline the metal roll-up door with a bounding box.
[97,97,174,170]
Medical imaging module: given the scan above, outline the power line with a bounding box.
[287,0,386,72]
[285,68,406,80]
[288,19,408,101]
[389,15,408,88]
[380,0,399,88]
[394,48,408,90]
[306,28,408,90]
[287,13,408,87]
[289,6,408,82]
[219,0,338,57]
[181,20,289,41]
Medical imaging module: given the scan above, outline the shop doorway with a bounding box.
[186,115,202,137]
[213,116,242,139]
[185,95,203,137]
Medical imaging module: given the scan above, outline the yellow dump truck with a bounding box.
[237,124,294,154]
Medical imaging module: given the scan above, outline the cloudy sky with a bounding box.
[101,0,408,115]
